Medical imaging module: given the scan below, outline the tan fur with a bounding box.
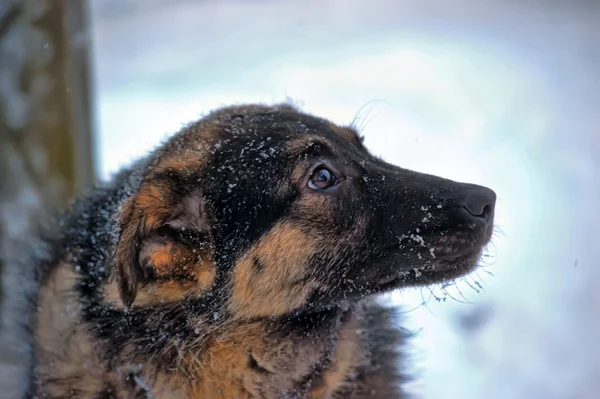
[152,152,204,178]
[229,221,323,319]
[104,232,216,309]
[34,262,110,397]
[103,275,214,308]
[179,322,329,398]
[114,132,218,307]
[308,314,362,398]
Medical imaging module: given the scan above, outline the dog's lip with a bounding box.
[375,226,493,287]
[376,249,481,286]
[383,241,476,262]
[386,227,493,261]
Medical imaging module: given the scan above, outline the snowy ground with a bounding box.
[89,1,600,398]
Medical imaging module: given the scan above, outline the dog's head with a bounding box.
[112,104,495,319]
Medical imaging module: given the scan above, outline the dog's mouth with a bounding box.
[376,250,482,287]
[375,229,492,288]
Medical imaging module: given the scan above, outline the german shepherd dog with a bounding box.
[28,104,495,398]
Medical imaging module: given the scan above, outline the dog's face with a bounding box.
[113,104,495,319]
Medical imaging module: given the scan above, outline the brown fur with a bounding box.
[229,221,323,319]
[35,261,114,397]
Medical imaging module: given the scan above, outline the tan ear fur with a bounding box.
[115,180,210,308]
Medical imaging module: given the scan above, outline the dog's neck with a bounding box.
[182,305,356,397]
[115,297,359,397]
[95,279,358,397]
[36,260,363,398]
[167,303,359,398]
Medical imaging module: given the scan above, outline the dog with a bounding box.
[27,103,495,398]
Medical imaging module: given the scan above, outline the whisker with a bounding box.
[420,287,436,316]
[440,282,470,304]
[350,99,395,132]
[396,301,428,315]
[492,224,507,239]
[478,268,495,277]
[428,284,446,304]
[462,275,481,294]
[451,280,474,304]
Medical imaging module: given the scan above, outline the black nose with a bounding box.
[459,185,496,221]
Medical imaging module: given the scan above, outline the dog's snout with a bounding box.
[459,185,496,221]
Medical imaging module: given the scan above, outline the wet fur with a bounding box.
[7,103,494,398]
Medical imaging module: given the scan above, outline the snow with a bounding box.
[409,234,426,247]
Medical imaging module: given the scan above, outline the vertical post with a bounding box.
[0,0,95,206]
[0,1,94,395]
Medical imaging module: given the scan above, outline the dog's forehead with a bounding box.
[210,104,364,151]
[155,104,366,174]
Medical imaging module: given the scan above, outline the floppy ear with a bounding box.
[115,178,212,308]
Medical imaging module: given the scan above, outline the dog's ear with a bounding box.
[115,174,212,308]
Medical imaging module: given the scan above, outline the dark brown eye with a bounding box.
[308,167,337,190]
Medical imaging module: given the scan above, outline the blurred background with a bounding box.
[1,0,599,398]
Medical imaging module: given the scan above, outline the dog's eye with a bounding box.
[308,167,337,190]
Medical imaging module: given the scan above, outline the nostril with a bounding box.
[481,204,493,218]
[463,203,492,218]
[460,186,496,220]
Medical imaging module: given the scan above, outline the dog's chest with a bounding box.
[166,322,334,398]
